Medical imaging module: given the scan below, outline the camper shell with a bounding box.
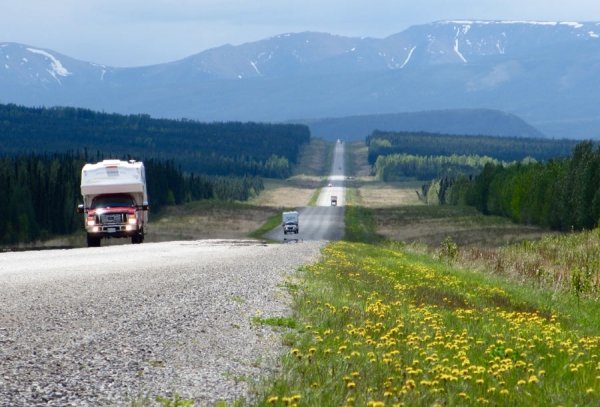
[78,160,149,247]
[282,211,299,234]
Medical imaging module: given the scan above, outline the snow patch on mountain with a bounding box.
[443,20,586,28]
[400,46,416,69]
[249,60,261,75]
[454,39,467,63]
[26,48,71,83]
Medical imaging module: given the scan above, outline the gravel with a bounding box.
[0,239,324,406]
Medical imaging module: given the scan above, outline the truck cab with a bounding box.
[82,193,147,246]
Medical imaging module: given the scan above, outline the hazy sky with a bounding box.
[2,0,600,67]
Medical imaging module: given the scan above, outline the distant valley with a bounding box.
[2,20,600,138]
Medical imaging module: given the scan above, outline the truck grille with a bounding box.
[100,213,125,224]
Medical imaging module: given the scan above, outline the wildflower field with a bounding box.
[261,241,600,406]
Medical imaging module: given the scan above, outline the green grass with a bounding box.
[252,316,297,329]
[257,241,600,406]
[307,182,325,207]
[344,189,383,243]
[248,210,285,241]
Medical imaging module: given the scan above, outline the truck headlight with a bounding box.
[128,217,137,225]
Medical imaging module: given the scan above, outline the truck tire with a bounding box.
[131,229,144,244]
[87,235,101,247]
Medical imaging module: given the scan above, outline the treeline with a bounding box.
[0,104,310,178]
[447,141,600,231]
[366,130,579,165]
[374,153,504,181]
[0,153,264,245]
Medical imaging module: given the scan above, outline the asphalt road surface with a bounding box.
[266,140,346,242]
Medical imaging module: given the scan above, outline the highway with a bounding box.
[265,140,346,242]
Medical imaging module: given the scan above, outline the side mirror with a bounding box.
[77,204,84,214]
[142,202,150,211]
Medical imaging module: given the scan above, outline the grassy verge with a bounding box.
[444,228,600,301]
[344,188,383,244]
[307,183,325,207]
[344,141,355,177]
[258,241,600,406]
[248,210,285,241]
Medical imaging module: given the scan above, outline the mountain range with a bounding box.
[2,20,600,139]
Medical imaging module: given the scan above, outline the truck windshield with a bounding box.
[91,194,135,209]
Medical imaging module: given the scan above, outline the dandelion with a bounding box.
[528,375,539,384]
[347,381,356,390]
[267,396,279,404]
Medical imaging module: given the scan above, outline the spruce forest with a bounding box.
[0,153,264,245]
[367,130,579,164]
[0,103,308,245]
[0,104,310,178]
[447,141,600,231]
[366,130,599,232]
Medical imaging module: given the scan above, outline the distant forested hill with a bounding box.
[0,104,310,178]
[300,109,546,141]
[366,131,580,165]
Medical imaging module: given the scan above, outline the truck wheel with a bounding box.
[132,229,144,244]
[87,235,101,247]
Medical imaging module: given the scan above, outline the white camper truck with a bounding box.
[77,160,149,247]
[282,211,299,234]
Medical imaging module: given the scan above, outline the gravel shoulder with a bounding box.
[0,240,325,406]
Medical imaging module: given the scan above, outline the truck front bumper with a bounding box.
[86,224,140,238]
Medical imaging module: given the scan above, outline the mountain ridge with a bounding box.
[2,20,600,138]
[297,109,546,141]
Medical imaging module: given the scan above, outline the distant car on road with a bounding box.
[328,183,333,187]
